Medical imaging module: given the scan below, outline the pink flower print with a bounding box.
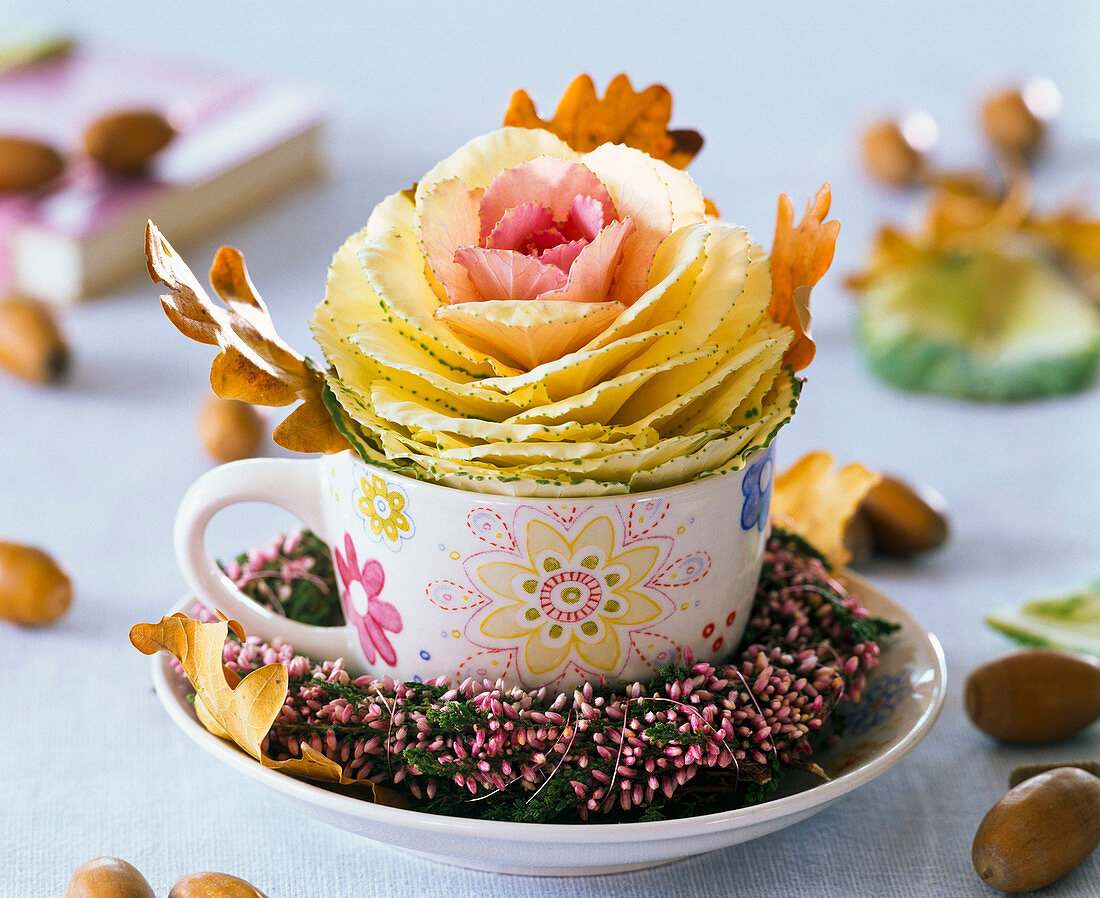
[334,533,402,667]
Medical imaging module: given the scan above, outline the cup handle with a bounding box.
[174,456,348,662]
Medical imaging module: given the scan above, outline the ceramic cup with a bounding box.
[176,446,776,690]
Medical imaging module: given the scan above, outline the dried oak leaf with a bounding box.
[145,221,350,455]
[769,184,840,372]
[844,179,1009,291]
[504,73,703,169]
[770,451,882,570]
[1023,207,1100,303]
[924,177,1030,249]
[851,174,1100,303]
[130,612,404,805]
[843,225,929,292]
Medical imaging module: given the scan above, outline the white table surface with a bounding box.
[2,2,1099,895]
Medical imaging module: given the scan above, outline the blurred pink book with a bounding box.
[0,42,326,303]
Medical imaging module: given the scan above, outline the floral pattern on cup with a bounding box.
[334,533,402,666]
[464,509,681,685]
[740,446,775,531]
[355,474,414,550]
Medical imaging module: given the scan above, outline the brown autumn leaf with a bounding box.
[1025,208,1100,262]
[145,221,350,455]
[130,613,350,780]
[924,177,1030,249]
[769,184,840,372]
[770,451,882,570]
[504,73,703,169]
[849,175,1100,302]
[132,612,416,810]
[1023,207,1100,303]
[843,225,929,292]
[844,179,1010,291]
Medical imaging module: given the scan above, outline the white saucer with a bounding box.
[151,571,945,877]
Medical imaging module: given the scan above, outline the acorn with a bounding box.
[859,475,949,556]
[860,119,924,187]
[198,396,266,463]
[965,648,1100,744]
[972,767,1100,893]
[0,296,70,384]
[981,88,1045,158]
[0,136,64,192]
[169,872,269,898]
[66,857,155,898]
[842,506,874,566]
[83,108,175,173]
[0,541,72,626]
[1010,761,1100,789]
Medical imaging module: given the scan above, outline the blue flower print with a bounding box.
[740,446,775,531]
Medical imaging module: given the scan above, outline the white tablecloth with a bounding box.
[3,2,1099,894]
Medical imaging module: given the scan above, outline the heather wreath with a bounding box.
[175,529,896,823]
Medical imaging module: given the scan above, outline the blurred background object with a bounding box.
[197,396,266,464]
[851,73,1100,402]
[0,37,326,304]
[0,294,69,383]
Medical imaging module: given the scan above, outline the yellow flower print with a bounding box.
[473,515,665,680]
[356,474,413,546]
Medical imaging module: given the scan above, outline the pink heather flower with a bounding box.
[334,533,402,666]
[279,556,315,582]
[235,570,258,589]
[247,545,279,568]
